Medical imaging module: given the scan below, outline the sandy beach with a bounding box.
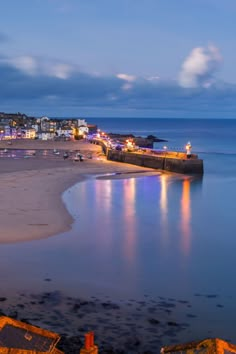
[0,139,157,243]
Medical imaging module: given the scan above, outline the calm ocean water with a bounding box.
[1,118,236,345]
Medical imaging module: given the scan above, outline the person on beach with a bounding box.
[186,141,192,159]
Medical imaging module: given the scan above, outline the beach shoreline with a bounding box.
[0,140,158,244]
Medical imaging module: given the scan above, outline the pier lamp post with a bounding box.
[96,129,101,139]
[163,145,168,158]
[185,141,192,159]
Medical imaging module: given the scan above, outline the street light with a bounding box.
[126,138,134,152]
[163,145,168,157]
[185,141,192,159]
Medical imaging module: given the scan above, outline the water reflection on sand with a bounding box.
[1,172,236,345]
[0,172,204,295]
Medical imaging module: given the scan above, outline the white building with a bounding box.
[24,128,36,139]
[77,118,88,135]
[31,124,39,132]
[38,131,55,140]
[77,119,87,127]
[78,125,89,135]
[56,127,74,138]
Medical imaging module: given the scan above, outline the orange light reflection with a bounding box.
[180,179,191,255]
[160,175,169,248]
[123,178,136,263]
[94,179,112,249]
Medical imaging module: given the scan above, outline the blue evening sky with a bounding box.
[0,0,236,118]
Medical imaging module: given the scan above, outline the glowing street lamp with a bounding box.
[126,138,134,151]
[185,141,192,159]
[163,145,168,157]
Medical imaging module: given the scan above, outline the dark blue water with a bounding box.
[88,117,236,153]
[89,117,236,177]
[0,118,236,346]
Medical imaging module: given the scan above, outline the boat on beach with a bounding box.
[53,149,60,155]
[73,153,84,161]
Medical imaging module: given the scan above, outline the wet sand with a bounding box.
[0,138,99,150]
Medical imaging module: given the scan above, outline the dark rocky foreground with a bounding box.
[0,290,227,353]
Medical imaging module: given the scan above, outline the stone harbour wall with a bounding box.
[106,149,204,175]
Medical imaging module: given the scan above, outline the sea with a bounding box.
[1,118,236,349]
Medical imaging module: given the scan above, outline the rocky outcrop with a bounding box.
[107,133,167,148]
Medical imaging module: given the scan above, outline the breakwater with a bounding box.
[107,149,203,175]
[92,139,204,175]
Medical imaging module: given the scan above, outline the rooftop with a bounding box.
[161,338,236,353]
[0,316,63,353]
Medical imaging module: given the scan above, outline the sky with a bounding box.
[0,0,236,118]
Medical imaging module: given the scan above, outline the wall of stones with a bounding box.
[106,149,203,175]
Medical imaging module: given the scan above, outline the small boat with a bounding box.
[3,149,8,153]
[74,153,84,161]
[55,151,60,155]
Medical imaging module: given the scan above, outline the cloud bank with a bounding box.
[0,47,235,117]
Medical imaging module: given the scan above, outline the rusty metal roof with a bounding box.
[0,316,63,354]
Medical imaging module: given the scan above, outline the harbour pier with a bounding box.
[91,138,204,175]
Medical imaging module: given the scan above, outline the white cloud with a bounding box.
[116,73,136,82]
[3,55,75,79]
[179,45,222,88]
[8,56,38,76]
[116,73,136,91]
[48,63,72,79]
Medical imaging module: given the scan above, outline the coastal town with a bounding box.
[0,111,164,149]
[0,112,96,141]
[0,111,203,174]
